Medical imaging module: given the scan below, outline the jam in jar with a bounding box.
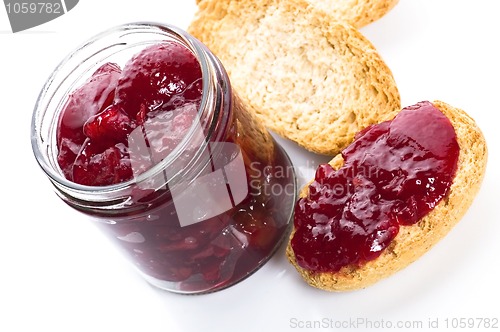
[31,23,297,294]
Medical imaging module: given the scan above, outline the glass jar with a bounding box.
[31,22,297,294]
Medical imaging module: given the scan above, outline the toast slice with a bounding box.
[194,0,399,28]
[286,101,488,291]
[188,0,401,155]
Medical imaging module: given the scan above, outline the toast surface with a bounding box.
[194,0,399,28]
[189,0,400,155]
[305,0,399,28]
[286,101,488,291]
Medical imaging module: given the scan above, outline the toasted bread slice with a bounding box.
[286,101,488,291]
[305,0,399,28]
[189,0,401,155]
[194,0,399,28]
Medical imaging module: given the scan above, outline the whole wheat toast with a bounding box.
[189,0,401,155]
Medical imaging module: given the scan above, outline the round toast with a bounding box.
[286,101,488,291]
[189,0,401,155]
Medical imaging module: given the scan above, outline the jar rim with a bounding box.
[31,22,222,195]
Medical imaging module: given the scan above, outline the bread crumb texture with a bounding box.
[195,0,399,28]
[189,0,401,155]
[305,0,399,28]
[286,101,488,291]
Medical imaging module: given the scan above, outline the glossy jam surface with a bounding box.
[55,41,295,292]
[291,101,459,272]
[57,42,202,186]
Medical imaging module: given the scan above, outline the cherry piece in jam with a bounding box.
[115,42,202,121]
[56,63,121,179]
[291,101,460,272]
[83,104,136,143]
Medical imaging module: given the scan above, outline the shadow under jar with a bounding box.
[31,23,297,294]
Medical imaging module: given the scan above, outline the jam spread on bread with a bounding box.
[291,101,459,272]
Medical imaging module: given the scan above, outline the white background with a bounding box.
[1,1,499,331]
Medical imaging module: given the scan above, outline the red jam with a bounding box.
[54,41,294,291]
[291,101,460,272]
[57,43,202,185]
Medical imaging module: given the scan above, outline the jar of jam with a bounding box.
[31,23,297,294]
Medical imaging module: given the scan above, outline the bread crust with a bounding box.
[286,101,488,291]
[189,0,401,155]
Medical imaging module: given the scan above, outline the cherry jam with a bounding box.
[56,43,202,186]
[32,23,296,294]
[291,101,459,272]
